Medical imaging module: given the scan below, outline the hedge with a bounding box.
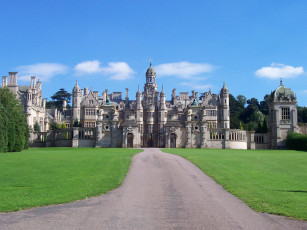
[286,132,307,151]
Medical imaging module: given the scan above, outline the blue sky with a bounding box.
[1,0,307,106]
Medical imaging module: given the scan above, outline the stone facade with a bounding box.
[2,65,299,149]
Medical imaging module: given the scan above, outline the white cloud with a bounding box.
[255,63,304,79]
[181,82,213,91]
[74,60,135,80]
[17,63,68,81]
[101,62,136,80]
[155,61,215,79]
[74,60,102,75]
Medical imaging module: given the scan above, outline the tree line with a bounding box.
[229,93,307,132]
[0,87,29,153]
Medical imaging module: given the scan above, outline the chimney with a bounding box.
[2,76,7,87]
[31,76,36,89]
[125,88,129,104]
[8,72,18,86]
[192,90,195,99]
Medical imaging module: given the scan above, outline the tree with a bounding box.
[237,95,247,108]
[34,122,41,132]
[0,104,9,152]
[298,106,307,124]
[0,87,29,152]
[48,88,72,109]
[229,94,245,129]
[259,94,270,116]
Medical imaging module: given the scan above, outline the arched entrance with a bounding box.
[170,133,176,148]
[127,133,134,148]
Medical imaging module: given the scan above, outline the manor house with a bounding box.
[1,64,299,149]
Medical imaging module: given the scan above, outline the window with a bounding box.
[84,122,96,128]
[206,110,217,116]
[282,108,290,120]
[89,100,94,105]
[85,109,96,116]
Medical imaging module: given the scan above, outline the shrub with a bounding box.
[34,122,41,132]
[49,121,59,130]
[286,132,307,151]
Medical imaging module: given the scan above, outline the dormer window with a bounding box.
[89,100,93,105]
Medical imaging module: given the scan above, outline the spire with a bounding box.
[280,78,283,86]
[160,85,165,96]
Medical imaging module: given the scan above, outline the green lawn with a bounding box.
[0,147,142,212]
[162,148,307,220]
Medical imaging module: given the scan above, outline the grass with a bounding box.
[0,147,142,212]
[162,148,307,220]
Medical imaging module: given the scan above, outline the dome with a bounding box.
[220,82,229,94]
[146,63,156,76]
[73,81,81,92]
[271,80,296,102]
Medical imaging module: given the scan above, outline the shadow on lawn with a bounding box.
[277,190,307,193]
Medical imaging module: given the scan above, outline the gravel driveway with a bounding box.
[1,148,306,230]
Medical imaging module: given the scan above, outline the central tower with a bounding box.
[143,62,159,147]
[143,62,159,107]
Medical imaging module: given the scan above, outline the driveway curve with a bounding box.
[1,148,306,230]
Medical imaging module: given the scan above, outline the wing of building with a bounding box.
[1,65,299,149]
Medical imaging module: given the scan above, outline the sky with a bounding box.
[1,0,307,106]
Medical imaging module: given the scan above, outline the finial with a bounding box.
[76,80,78,86]
[149,57,152,66]
[280,78,283,86]
[162,85,164,91]
[138,85,140,91]
[223,81,226,87]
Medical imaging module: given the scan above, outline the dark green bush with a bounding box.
[286,132,307,151]
[0,87,29,152]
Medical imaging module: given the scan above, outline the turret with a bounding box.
[146,62,156,85]
[220,82,230,129]
[268,80,298,149]
[159,86,167,134]
[160,86,167,110]
[136,86,143,133]
[136,86,142,110]
[72,81,82,122]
